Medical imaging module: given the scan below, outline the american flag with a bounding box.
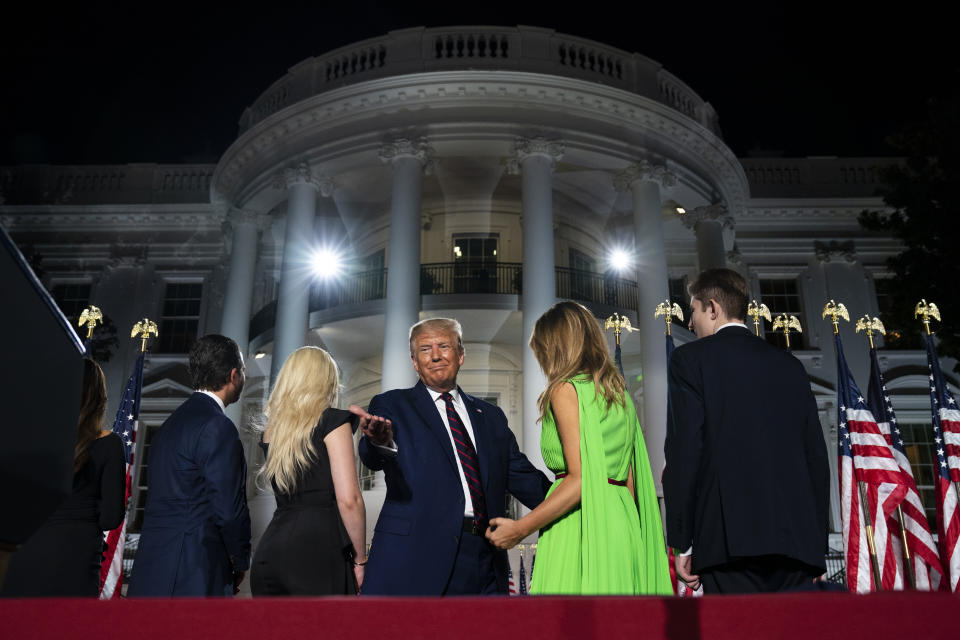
[508,564,516,595]
[924,334,960,591]
[867,346,943,590]
[99,352,144,599]
[835,334,908,592]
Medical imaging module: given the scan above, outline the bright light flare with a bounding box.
[311,248,344,280]
[608,248,633,273]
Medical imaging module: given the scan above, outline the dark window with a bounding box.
[157,282,202,353]
[453,234,498,293]
[759,278,805,348]
[668,277,690,329]
[129,423,162,532]
[569,248,595,301]
[875,278,919,350]
[50,282,92,324]
[899,422,937,530]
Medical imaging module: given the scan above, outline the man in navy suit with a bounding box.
[663,269,829,594]
[359,318,550,595]
[128,335,251,596]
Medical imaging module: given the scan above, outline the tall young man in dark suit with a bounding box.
[359,318,550,595]
[128,335,251,596]
[663,268,829,594]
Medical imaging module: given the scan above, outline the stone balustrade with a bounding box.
[238,26,718,134]
[0,164,216,205]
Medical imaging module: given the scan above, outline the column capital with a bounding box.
[272,162,332,195]
[613,160,677,192]
[679,203,734,232]
[507,137,564,174]
[814,240,856,264]
[379,137,434,171]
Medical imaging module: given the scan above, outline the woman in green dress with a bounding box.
[485,300,672,595]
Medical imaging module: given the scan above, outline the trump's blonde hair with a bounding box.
[258,346,340,495]
[530,300,626,421]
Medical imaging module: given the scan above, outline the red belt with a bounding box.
[554,472,626,486]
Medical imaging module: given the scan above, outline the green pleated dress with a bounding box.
[530,376,673,595]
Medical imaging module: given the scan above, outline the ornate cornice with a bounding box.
[680,203,734,232]
[506,137,564,174]
[814,240,856,263]
[613,160,677,192]
[378,138,434,174]
[272,162,331,194]
[226,209,272,231]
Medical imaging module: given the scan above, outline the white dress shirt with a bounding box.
[425,387,479,519]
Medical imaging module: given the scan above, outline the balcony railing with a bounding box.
[239,26,719,135]
[248,263,638,338]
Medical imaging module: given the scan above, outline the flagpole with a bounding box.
[824,300,882,591]
[916,300,960,505]
[856,315,916,590]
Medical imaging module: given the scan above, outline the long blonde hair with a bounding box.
[258,346,340,494]
[529,300,626,421]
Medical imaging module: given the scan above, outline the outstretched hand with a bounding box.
[484,517,526,550]
[349,405,393,446]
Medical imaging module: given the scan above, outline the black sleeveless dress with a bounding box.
[251,408,359,595]
[2,433,126,597]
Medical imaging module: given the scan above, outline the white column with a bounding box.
[378,138,432,392]
[682,203,732,271]
[270,163,328,384]
[513,137,564,472]
[219,209,269,426]
[615,161,676,495]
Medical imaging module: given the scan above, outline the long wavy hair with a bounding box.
[258,346,340,495]
[75,358,108,473]
[530,300,626,422]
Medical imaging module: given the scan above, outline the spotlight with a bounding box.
[608,248,632,273]
[311,248,343,280]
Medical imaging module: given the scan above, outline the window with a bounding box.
[759,278,805,348]
[358,249,386,301]
[875,278,920,350]
[50,282,91,324]
[157,282,202,353]
[452,234,498,293]
[129,423,162,532]
[668,277,690,329]
[569,248,595,302]
[899,422,937,530]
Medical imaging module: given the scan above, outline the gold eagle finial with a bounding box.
[77,305,103,339]
[131,318,159,352]
[821,300,850,335]
[654,300,684,336]
[914,299,941,335]
[747,300,772,337]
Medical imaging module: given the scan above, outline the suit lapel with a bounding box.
[460,389,492,490]
[409,381,457,473]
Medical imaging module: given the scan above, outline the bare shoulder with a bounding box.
[549,381,578,409]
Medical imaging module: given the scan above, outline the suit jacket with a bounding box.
[663,326,829,573]
[128,393,251,596]
[359,381,550,595]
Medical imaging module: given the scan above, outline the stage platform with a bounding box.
[1,593,956,639]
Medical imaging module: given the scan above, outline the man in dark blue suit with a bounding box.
[664,269,829,594]
[128,335,251,596]
[359,318,550,595]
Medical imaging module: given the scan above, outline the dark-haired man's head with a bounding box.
[188,335,245,405]
[687,268,750,338]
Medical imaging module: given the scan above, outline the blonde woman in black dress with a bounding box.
[251,346,378,595]
[2,358,125,597]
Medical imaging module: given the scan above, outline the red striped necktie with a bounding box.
[441,391,486,524]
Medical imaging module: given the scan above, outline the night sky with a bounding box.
[2,1,954,166]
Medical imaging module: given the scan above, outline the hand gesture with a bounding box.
[484,517,526,550]
[350,405,393,446]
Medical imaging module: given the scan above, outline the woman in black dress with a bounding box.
[2,358,125,597]
[251,346,375,595]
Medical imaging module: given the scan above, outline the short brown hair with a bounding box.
[688,268,750,322]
